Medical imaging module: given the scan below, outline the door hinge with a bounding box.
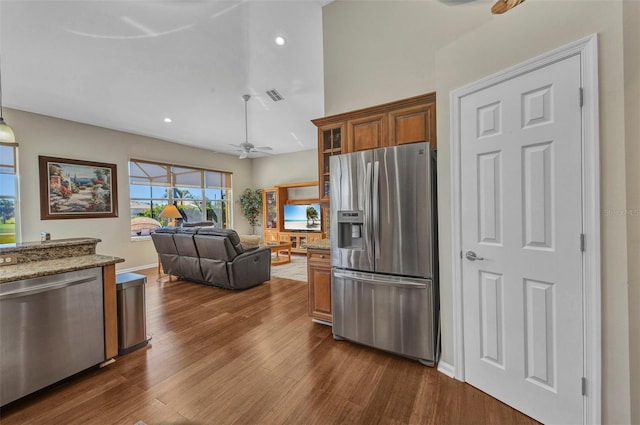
[579,87,584,107]
[580,233,586,252]
[581,377,587,396]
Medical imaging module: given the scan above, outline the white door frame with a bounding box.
[449,34,601,424]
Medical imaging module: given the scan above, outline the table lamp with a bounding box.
[158,204,183,227]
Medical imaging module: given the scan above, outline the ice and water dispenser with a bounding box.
[337,210,364,249]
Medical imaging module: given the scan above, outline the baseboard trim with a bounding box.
[118,263,155,274]
[437,360,455,378]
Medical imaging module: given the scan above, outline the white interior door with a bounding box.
[460,54,584,424]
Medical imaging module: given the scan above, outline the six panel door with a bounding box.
[460,55,584,425]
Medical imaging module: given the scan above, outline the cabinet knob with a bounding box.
[320,255,325,259]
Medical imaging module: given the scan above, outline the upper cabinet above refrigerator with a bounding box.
[312,92,436,205]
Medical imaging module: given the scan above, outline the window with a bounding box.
[0,142,18,244]
[128,159,232,236]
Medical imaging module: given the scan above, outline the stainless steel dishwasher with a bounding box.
[0,267,105,406]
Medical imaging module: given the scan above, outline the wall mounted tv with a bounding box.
[283,204,321,232]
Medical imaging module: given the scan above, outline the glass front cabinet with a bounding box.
[262,188,279,242]
[317,124,344,203]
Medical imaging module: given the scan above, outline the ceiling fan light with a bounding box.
[239,150,248,159]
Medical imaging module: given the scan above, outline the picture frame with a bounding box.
[39,156,118,220]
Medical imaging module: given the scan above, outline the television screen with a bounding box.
[283,204,321,232]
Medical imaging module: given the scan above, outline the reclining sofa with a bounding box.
[151,227,271,290]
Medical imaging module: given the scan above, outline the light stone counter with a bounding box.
[0,254,124,284]
[0,237,102,264]
[302,239,330,250]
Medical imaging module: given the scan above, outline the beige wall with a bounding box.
[623,1,640,423]
[251,149,318,189]
[323,0,634,422]
[322,0,490,115]
[6,108,254,271]
[250,149,319,239]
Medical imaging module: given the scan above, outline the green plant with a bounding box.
[238,188,262,234]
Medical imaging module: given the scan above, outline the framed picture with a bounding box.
[39,156,118,220]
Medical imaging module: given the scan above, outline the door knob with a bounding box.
[465,251,484,261]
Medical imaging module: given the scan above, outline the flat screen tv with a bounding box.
[283,204,321,232]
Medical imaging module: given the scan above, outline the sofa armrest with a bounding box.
[227,247,271,290]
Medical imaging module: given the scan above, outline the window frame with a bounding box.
[0,142,20,244]
[128,159,233,238]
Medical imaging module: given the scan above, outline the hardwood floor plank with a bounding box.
[0,268,540,425]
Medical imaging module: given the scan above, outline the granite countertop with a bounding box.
[303,239,331,250]
[0,238,101,252]
[0,254,124,284]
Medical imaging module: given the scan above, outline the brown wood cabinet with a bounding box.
[279,232,323,254]
[102,264,118,359]
[347,113,386,152]
[261,181,325,252]
[307,248,332,324]
[312,92,436,204]
[388,102,436,146]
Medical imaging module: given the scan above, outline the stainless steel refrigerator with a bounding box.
[330,142,438,366]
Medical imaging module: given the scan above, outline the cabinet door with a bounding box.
[317,124,344,202]
[264,231,279,242]
[388,102,436,149]
[278,233,290,243]
[262,189,279,230]
[347,114,386,152]
[308,259,332,322]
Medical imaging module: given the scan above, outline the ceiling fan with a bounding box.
[230,94,273,159]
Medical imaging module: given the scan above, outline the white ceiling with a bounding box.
[0,0,327,158]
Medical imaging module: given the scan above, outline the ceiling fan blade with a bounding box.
[491,0,525,14]
[254,146,273,151]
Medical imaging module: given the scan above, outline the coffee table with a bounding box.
[261,241,292,265]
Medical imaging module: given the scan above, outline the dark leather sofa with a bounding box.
[151,227,271,290]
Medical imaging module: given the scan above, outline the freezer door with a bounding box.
[330,150,374,271]
[374,143,432,277]
[332,268,436,364]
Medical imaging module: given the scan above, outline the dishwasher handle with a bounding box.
[0,276,98,300]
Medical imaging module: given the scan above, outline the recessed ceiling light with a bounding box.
[275,36,286,46]
[163,117,172,123]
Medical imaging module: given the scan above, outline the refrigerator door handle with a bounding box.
[333,269,428,289]
[372,160,380,260]
[364,161,374,265]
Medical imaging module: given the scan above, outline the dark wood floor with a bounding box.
[0,269,539,425]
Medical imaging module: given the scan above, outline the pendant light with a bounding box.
[0,56,16,143]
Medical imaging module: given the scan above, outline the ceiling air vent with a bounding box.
[266,89,284,102]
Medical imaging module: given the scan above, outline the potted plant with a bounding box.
[238,188,262,234]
